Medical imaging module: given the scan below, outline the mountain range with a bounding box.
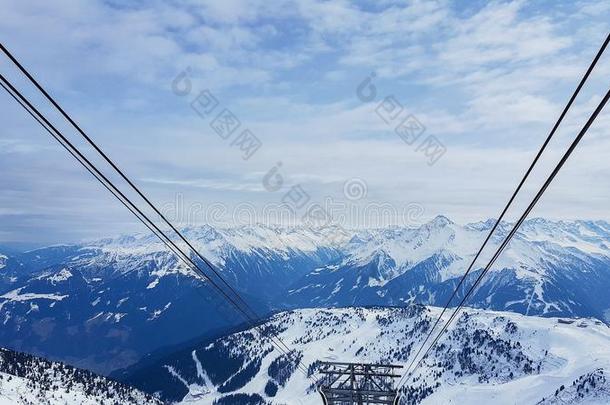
[0,217,608,377]
[285,216,610,320]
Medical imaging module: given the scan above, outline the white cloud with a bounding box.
[437,1,571,68]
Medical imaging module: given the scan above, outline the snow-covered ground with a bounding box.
[0,371,116,405]
[417,312,610,404]
[148,306,610,404]
[0,347,160,405]
[0,287,68,312]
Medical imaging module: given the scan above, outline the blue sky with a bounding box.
[1,0,610,244]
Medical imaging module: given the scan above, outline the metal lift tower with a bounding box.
[317,362,403,405]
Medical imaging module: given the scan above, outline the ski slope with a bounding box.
[124,306,610,404]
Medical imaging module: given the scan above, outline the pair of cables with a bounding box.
[0,43,311,379]
[397,32,610,390]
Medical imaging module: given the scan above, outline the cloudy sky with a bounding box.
[1,0,609,245]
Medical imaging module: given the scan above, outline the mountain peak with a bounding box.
[428,215,454,227]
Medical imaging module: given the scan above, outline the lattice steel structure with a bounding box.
[317,361,403,405]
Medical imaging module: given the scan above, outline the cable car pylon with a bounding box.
[317,362,403,404]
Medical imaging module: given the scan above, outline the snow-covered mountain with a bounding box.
[116,306,610,405]
[0,225,341,374]
[1,218,608,376]
[0,346,160,404]
[1,225,343,298]
[285,216,610,321]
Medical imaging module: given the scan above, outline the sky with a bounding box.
[0,0,609,245]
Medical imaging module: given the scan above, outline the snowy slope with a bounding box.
[536,369,610,404]
[0,347,160,404]
[118,306,610,405]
